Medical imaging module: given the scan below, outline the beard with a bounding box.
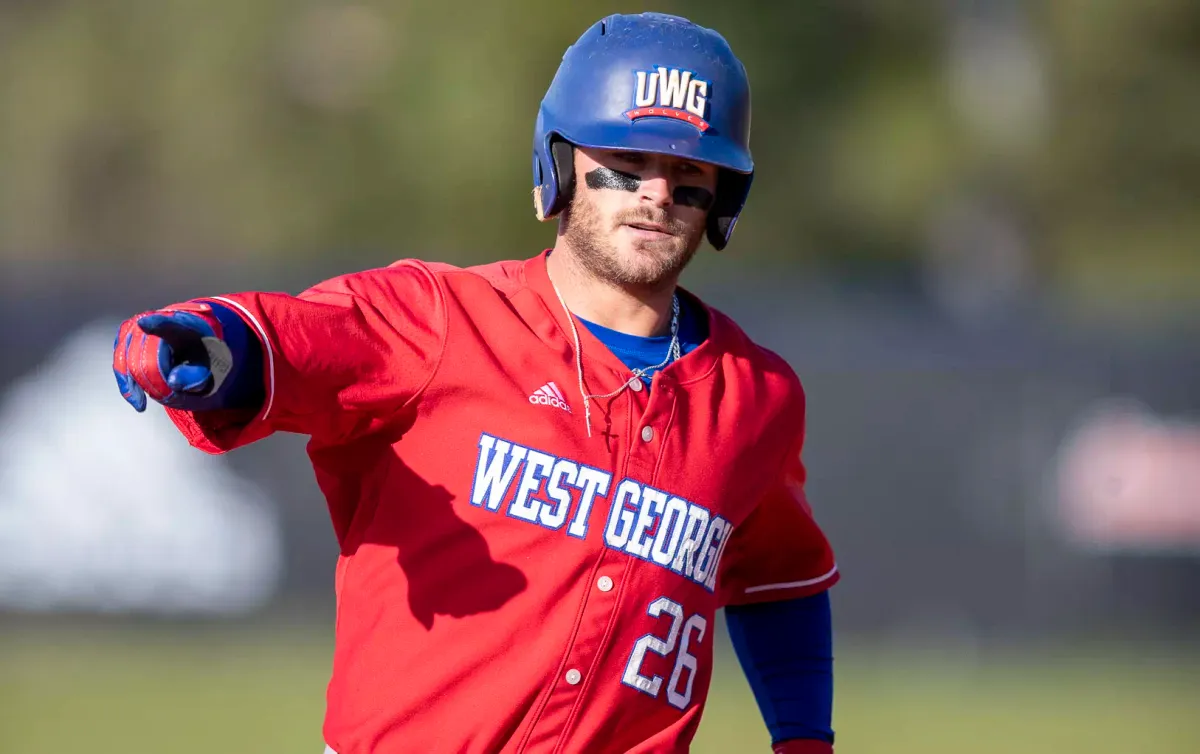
[561,192,705,289]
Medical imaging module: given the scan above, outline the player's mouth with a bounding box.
[622,220,674,238]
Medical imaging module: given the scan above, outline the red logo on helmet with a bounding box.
[626,67,711,132]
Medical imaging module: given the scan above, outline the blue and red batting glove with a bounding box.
[112,300,264,413]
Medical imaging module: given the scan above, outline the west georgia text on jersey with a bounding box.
[470,432,734,592]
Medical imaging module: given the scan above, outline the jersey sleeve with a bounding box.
[163,259,447,454]
[718,418,839,608]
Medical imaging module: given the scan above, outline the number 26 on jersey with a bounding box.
[622,596,707,710]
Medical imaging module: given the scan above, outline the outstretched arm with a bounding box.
[111,260,447,453]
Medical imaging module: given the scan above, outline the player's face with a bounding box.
[562,147,719,289]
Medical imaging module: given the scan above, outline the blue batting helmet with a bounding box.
[532,13,754,251]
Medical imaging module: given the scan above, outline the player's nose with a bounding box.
[637,173,673,208]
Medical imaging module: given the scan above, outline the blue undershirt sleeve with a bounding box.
[724,591,835,745]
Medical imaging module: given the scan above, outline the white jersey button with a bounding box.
[641,425,654,442]
[597,575,614,592]
[565,668,582,685]
[629,379,644,392]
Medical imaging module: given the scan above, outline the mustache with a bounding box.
[613,208,689,237]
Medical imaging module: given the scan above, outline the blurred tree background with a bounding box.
[1,0,1197,323]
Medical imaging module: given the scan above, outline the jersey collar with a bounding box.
[521,250,723,388]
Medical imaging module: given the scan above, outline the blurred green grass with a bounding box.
[1,623,1196,754]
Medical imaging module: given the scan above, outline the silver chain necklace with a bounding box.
[550,279,682,437]
[583,293,681,402]
[629,294,682,384]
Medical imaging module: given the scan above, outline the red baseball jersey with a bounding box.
[164,251,839,754]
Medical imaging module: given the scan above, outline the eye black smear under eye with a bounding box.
[585,166,715,211]
[585,166,640,192]
[673,186,714,211]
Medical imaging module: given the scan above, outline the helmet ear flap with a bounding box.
[533,138,577,221]
[549,139,576,216]
[706,170,752,251]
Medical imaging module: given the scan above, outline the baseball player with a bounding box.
[112,12,838,754]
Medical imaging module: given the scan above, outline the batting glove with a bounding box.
[112,300,263,413]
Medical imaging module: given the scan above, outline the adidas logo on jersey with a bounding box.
[529,381,571,413]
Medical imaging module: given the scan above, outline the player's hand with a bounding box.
[112,300,263,413]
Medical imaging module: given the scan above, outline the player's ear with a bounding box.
[533,187,549,222]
